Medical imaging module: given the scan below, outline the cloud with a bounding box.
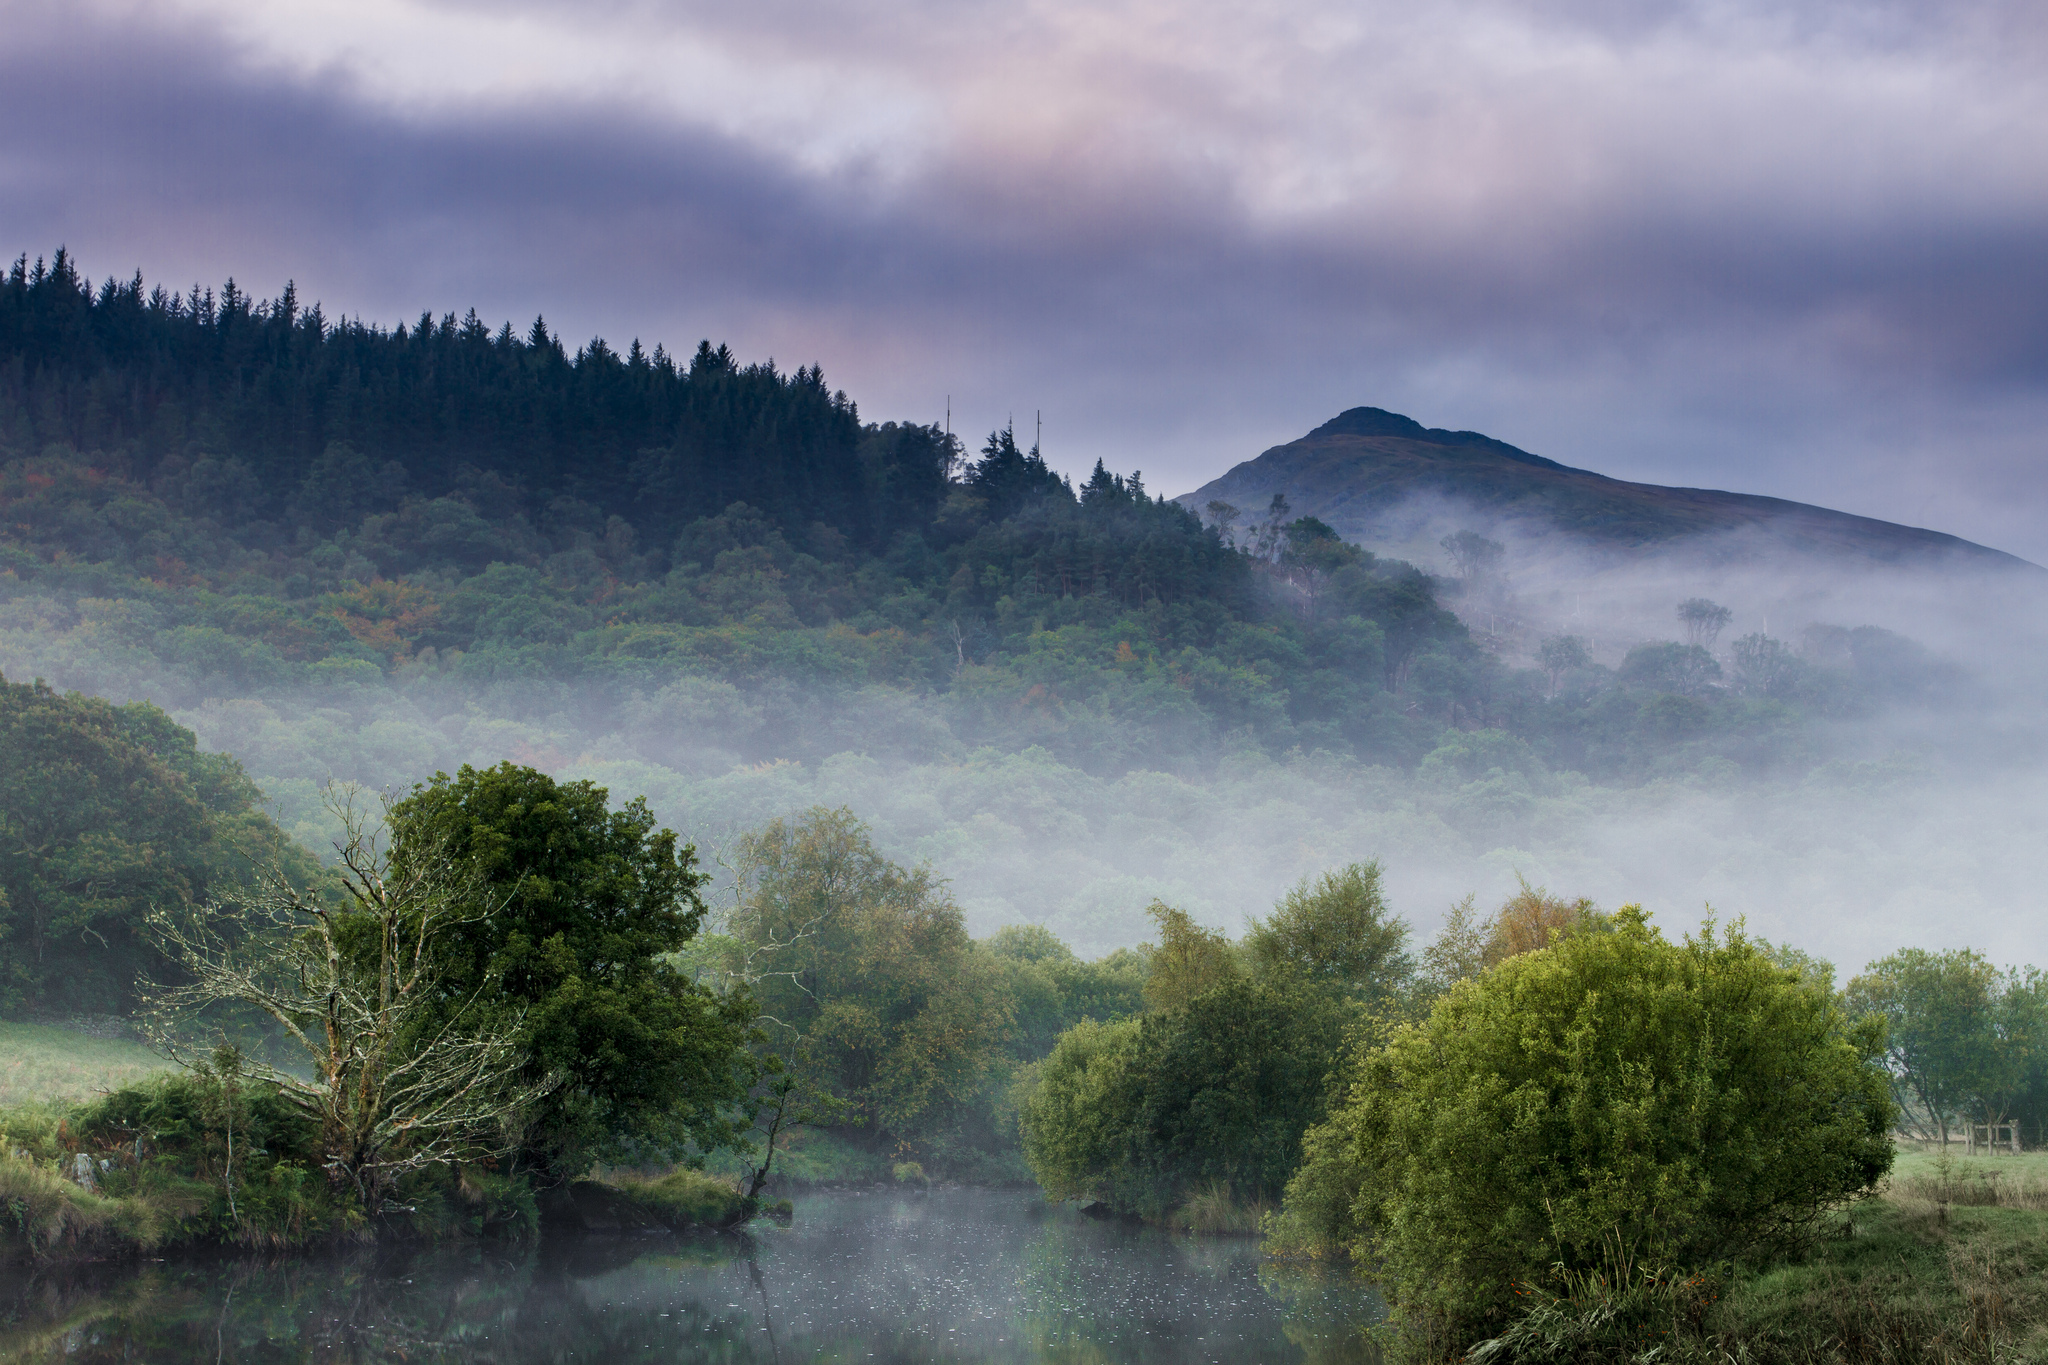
[2,0,2045,555]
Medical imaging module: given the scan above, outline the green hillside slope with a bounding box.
[1182,407,2037,569]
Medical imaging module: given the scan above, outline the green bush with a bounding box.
[63,1073,351,1249]
[1338,906,1894,1346]
[1020,979,1348,1219]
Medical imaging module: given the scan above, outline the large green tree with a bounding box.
[0,672,298,1015]
[1245,861,1410,1001]
[1019,977,1348,1217]
[980,924,1147,1061]
[385,762,752,1180]
[1846,948,2042,1142]
[713,806,1015,1150]
[1338,907,1893,1344]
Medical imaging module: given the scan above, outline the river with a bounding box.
[0,1188,1382,1363]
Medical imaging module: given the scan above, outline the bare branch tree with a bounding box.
[140,786,552,1218]
[1439,529,1506,585]
[1204,499,1242,549]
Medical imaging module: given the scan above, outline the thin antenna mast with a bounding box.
[1035,410,1042,453]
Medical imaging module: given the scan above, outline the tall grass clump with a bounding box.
[1175,1182,1268,1236]
[0,1157,209,1261]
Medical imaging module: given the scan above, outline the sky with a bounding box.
[4,0,2045,559]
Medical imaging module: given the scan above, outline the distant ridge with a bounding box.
[1181,407,2037,571]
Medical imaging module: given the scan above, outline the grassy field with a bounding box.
[1887,1145,2048,1209]
[0,1022,171,1109]
[1702,1181,2048,1361]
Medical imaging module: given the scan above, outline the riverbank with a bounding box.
[1466,1152,2048,1363]
[1,1075,760,1265]
[0,1145,758,1265]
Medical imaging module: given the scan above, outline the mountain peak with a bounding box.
[1305,407,1570,472]
[1182,407,2035,571]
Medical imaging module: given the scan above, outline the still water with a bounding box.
[0,1189,1382,1363]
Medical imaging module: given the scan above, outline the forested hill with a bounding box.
[0,249,1968,781]
[0,248,2022,963]
[1182,406,2037,570]
[2,247,1454,769]
[0,249,954,552]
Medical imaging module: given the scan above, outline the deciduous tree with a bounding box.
[142,789,546,1217]
[1341,908,1892,1342]
[384,763,753,1181]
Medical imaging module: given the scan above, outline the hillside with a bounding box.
[5,253,2041,964]
[1181,407,2037,570]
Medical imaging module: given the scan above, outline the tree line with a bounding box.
[0,248,1969,798]
[6,682,2042,1350]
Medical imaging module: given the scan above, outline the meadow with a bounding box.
[1699,1164,2048,1363]
[0,1023,169,1110]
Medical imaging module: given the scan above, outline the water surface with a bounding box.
[1,1189,1380,1363]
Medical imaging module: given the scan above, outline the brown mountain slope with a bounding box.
[1178,408,2036,570]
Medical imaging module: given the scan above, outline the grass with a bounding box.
[703,1126,892,1188]
[1699,1197,2048,1363]
[1174,1181,1273,1236]
[0,1154,207,1262]
[601,1167,751,1228]
[1888,1146,2048,1211]
[0,1022,170,1108]
[1462,1153,2048,1364]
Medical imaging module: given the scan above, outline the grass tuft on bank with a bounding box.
[609,1168,751,1227]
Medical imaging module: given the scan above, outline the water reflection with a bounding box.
[0,1189,1381,1363]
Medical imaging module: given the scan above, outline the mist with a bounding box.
[5,505,2040,972]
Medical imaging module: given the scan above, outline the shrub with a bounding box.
[61,1074,353,1249]
[1017,1017,1142,1205]
[1020,981,1348,1219]
[1341,906,1894,1345]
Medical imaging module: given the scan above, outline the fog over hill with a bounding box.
[1181,404,2047,681]
[3,259,2043,972]
[1183,407,2036,571]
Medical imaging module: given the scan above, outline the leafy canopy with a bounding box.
[385,762,752,1178]
[1245,860,1410,1001]
[1340,907,1893,1341]
[1847,948,2047,1141]
[717,807,1014,1143]
[0,672,304,1016]
[1020,977,1349,1217]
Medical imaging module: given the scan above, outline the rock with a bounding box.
[538,1180,673,1234]
[70,1153,97,1191]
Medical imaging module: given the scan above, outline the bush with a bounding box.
[1020,980,1348,1219]
[1340,906,1894,1346]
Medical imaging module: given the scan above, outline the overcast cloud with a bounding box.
[3,0,2044,556]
